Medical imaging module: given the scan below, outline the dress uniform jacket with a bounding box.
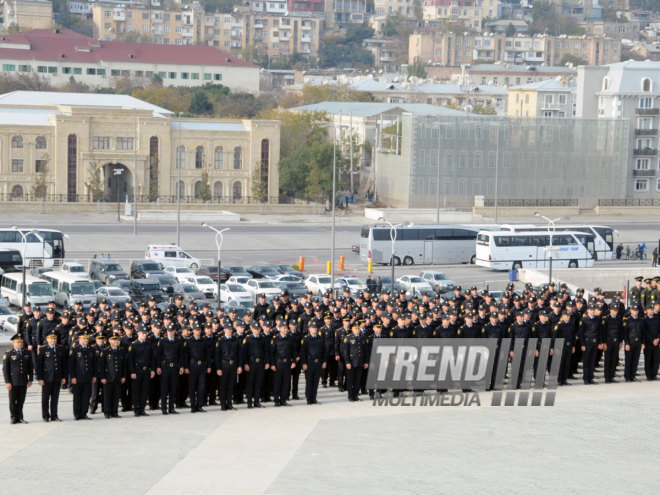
[3,348,33,385]
[36,344,65,382]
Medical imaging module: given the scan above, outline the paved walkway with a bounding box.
[0,377,658,494]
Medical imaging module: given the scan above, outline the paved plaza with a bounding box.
[0,377,658,494]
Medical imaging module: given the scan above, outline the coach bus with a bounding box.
[499,224,614,260]
[0,228,66,267]
[475,230,596,271]
[360,224,499,265]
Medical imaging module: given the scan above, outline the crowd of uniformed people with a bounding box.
[3,274,660,424]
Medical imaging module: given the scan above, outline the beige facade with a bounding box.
[0,92,280,203]
[507,79,575,118]
[0,0,52,32]
[421,0,497,30]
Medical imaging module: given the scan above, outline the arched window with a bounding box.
[232,181,242,200]
[233,147,242,169]
[214,146,223,169]
[602,77,610,91]
[67,134,77,202]
[194,180,202,198]
[176,145,185,169]
[195,146,204,169]
[176,180,185,198]
[642,78,652,92]
[11,135,23,148]
[35,136,47,149]
[260,139,269,189]
[11,184,23,198]
[213,181,223,199]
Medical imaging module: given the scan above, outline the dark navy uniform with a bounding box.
[156,333,183,414]
[623,313,644,382]
[127,337,155,416]
[578,313,602,384]
[215,334,241,410]
[270,332,296,406]
[643,312,660,380]
[241,331,269,408]
[602,313,624,383]
[340,330,368,401]
[300,328,327,404]
[182,336,211,412]
[3,342,33,424]
[98,341,127,418]
[36,342,65,421]
[68,342,96,420]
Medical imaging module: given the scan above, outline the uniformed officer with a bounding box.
[16,302,32,340]
[215,324,242,411]
[157,325,183,415]
[242,321,269,409]
[36,331,65,422]
[579,304,602,385]
[89,330,106,415]
[127,327,155,417]
[270,322,296,407]
[623,306,644,382]
[300,321,327,405]
[642,306,660,381]
[99,335,127,418]
[69,332,96,420]
[3,334,33,424]
[183,325,211,413]
[602,305,623,383]
[341,324,368,402]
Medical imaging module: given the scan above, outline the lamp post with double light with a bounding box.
[534,212,569,285]
[11,225,38,306]
[378,217,411,293]
[202,223,229,308]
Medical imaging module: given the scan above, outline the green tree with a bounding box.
[472,105,497,115]
[85,160,104,202]
[559,54,585,66]
[407,56,427,78]
[505,22,516,37]
[251,164,268,202]
[189,91,214,115]
[198,171,212,201]
[32,161,49,199]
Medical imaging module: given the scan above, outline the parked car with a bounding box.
[219,283,252,303]
[223,298,253,318]
[224,266,252,278]
[130,279,166,304]
[110,279,133,293]
[244,278,282,300]
[376,276,403,294]
[61,262,91,279]
[149,274,179,295]
[247,265,281,279]
[173,283,206,304]
[163,266,195,284]
[334,276,367,296]
[0,305,14,330]
[130,260,165,279]
[96,286,130,305]
[272,264,303,279]
[271,274,307,298]
[419,271,456,293]
[184,275,218,298]
[90,261,129,284]
[397,275,434,296]
[196,265,230,283]
[227,275,252,288]
[30,266,50,278]
[304,274,334,296]
[1,313,18,333]
[92,280,104,292]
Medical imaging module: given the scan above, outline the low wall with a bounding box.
[365,208,478,223]
[473,206,581,218]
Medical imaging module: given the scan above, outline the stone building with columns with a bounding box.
[0,91,280,203]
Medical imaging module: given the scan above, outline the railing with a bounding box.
[599,198,660,206]
[636,108,660,115]
[0,194,294,204]
[634,128,658,136]
[633,148,658,156]
[482,198,578,207]
[632,169,656,177]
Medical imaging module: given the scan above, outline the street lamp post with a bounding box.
[331,116,337,292]
[202,223,229,308]
[177,114,183,246]
[534,212,570,285]
[378,217,411,293]
[11,226,37,306]
[114,167,123,222]
[133,108,138,236]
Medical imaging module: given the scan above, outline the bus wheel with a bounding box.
[391,256,401,266]
[569,260,578,268]
[470,255,476,264]
[190,263,199,271]
[403,256,414,266]
[512,261,522,270]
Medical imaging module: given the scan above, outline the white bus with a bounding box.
[475,230,596,271]
[41,271,96,308]
[359,224,499,265]
[499,224,614,260]
[0,228,67,267]
[0,273,54,307]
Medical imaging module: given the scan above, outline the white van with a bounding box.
[145,244,200,270]
[61,262,91,279]
[41,271,96,308]
[1,272,54,307]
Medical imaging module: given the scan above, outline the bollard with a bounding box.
[367,259,373,273]
[338,255,345,270]
[326,260,331,274]
[298,256,305,271]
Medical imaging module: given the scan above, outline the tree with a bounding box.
[251,164,268,202]
[560,54,586,66]
[407,56,427,79]
[505,22,516,37]
[198,171,212,202]
[85,160,104,202]
[413,0,423,20]
[189,91,214,115]
[32,160,49,199]
[472,105,497,115]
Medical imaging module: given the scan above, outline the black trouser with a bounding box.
[582,341,598,383]
[132,369,150,414]
[290,361,301,399]
[644,343,660,380]
[558,342,573,384]
[103,381,121,416]
[8,384,27,423]
[261,367,274,402]
[305,360,322,403]
[41,380,61,420]
[161,364,179,412]
[570,339,582,375]
[604,341,620,383]
[234,370,246,403]
[336,357,345,390]
[246,359,264,406]
[89,380,102,413]
[219,364,237,407]
[177,373,189,407]
[205,369,216,405]
[624,342,642,381]
[359,364,368,393]
[273,360,291,404]
[72,381,92,419]
[322,351,335,385]
[121,376,133,411]
[189,369,206,411]
[346,365,362,400]
[149,374,161,409]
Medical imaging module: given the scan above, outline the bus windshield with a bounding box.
[28,283,53,296]
[72,281,95,295]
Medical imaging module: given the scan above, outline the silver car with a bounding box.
[419,271,456,293]
[173,283,206,304]
[96,286,130,305]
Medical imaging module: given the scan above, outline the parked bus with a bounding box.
[359,224,499,265]
[475,230,596,271]
[499,224,614,260]
[41,271,96,308]
[0,228,66,267]
[0,272,54,307]
[0,249,22,273]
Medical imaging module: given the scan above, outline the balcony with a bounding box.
[633,169,656,177]
[635,128,658,136]
[633,147,658,156]
[636,107,660,115]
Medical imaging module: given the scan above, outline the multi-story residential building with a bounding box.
[507,79,576,118]
[544,34,621,66]
[576,60,660,199]
[326,0,366,27]
[0,29,260,92]
[0,0,52,32]
[445,64,577,87]
[580,18,642,39]
[287,0,324,13]
[409,31,475,67]
[375,0,415,17]
[421,0,498,29]
[250,12,320,59]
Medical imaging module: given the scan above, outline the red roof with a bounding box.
[0,29,257,68]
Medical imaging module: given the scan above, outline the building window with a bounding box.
[636,159,650,170]
[642,78,652,93]
[92,136,110,150]
[191,73,199,80]
[195,146,204,169]
[97,69,106,76]
[214,74,222,81]
[35,160,47,173]
[194,180,202,198]
[11,185,23,199]
[2,64,15,71]
[635,179,649,191]
[37,66,47,73]
[214,146,223,169]
[116,137,133,150]
[87,68,96,75]
[73,68,82,75]
[260,139,269,189]
[558,94,567,105]
[176,145,185,169]
[232,181,242,200]
[67,134,77,201]
[638,117,652,130]
[639,97,653,109]
[214,181,223,199]
[11,159,23,172]
[11,135,23,148]
[233,147,242,169]
[169,72,177,79]
[181,72,189,80]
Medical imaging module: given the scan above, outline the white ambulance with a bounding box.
[145,244,201,270]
